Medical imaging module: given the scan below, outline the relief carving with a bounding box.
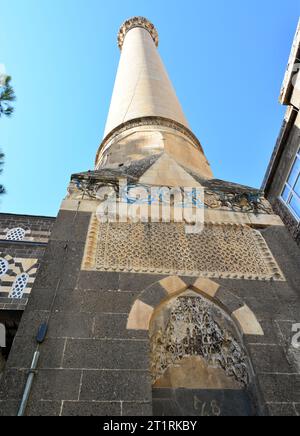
[118,17,159,50]
[150,296,250,387]
[204,190,273,215]
[82,219,284,281]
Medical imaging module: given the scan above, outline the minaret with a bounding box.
[2,16,296,419]
[96,17,213,180]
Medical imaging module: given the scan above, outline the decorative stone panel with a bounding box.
[82,217,285,281]
[150,293,250,388]
[0,214,54,243]
[0,255,38,299]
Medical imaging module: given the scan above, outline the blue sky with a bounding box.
[0,0,299,217]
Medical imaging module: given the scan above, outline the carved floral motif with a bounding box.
[68,176,273,216]
[204,190,273,214]
[150,296,250,386]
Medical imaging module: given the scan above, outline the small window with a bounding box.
[6,228,26,241]
[0,258,8,277]
[281,149,300,221]
[9,273,29,299]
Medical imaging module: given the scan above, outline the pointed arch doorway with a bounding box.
[150,290,258,416]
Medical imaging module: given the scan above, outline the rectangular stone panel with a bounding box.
[82,219,285,281]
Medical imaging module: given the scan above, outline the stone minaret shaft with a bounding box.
[104,18,189,136]
[96,17,213,180]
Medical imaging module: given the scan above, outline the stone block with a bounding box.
[49,210,76,242]
[204,209,250,225]
[52,288,84,313]
[26,401,62,416]
[247,213,284,227]
[81,290,139,314]
[57,242,85,290]
[80,370,152,402]
[193,277,220,298]
[266,403,298,416]
[257,374,300,403]
[33,241,68,290]
[140,283,168,307]
[0,400,19,416]
[62,339,149,370]
[6,336,65,370]
[276,320,299,346]
[0,369,27,401]
[232,283,294,321]
[77,271,119,292]
[248,345,293,374]
[30,369,81,401]
[122,402,153,416]
[232,305,264,336]
[215,288,244,313]
[47,312,93,339]
[159,276,187,296]
[60,199,79,212]
[26,288,56,312]
[152,399,180,417]
[50,211,91,243]
[244,320,282,345]
[127,300,154,331]
[61,401,121,416]
[119,273,165,292]
[16,310,50,338]
[93,314,147,339]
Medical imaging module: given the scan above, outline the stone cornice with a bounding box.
[118,16,159,50]
[95,116,204,167]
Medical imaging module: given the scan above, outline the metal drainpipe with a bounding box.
[17,351,40,416]
[17,322,48,416]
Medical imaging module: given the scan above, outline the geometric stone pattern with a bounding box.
[83,218,285,281]
[9,273,29,299]
[0,213,54,243]
[0,213,55,310]
[150,295,250,387]
[0,255,39,299]
[5,228,26,241]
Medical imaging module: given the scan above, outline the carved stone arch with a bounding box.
[150,290,260,416]
[127,276,264,416]
[127,276,264,337]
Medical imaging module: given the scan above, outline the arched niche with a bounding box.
[150,290,259,416]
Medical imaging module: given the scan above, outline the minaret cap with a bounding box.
[118,16,159,50]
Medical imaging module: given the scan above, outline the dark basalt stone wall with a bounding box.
[0,210,299,416]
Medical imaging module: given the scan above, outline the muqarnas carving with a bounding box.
[150,294,250,389]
